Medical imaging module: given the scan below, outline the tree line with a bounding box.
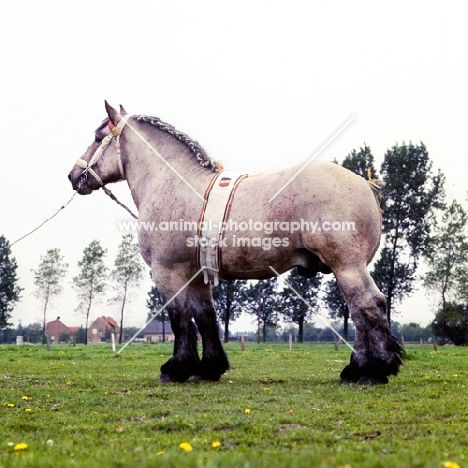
[0,234,143,345]
[1,142,467,345]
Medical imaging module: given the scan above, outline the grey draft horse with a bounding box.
[68,102,403,385]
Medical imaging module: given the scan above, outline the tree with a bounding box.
[0,325,16,344]
[280,268,322,343]
[245,278,280,343]
[32,248,68,344]
[146,285,169,342]
[73,240,108,345]
[111,234,144,344]
[323,278,350,341]
[74,326,87,344]
[432,302,468,346]
[213,280,249,342]
[400,322,432,342]
[372,247,414,313]
[0,235,22,329]
[422,200,468,311]
[123,326,144,341]
[372,142,445,323]
[342,145,378,180]
[19,322,43,343]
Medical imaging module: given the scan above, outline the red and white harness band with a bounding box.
[197,170,247,286]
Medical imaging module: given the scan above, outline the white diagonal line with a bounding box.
[268,115,356,202]
[124,118,204,201]
[117,266,209,354]
[269,266,355,353]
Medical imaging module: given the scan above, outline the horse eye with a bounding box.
[95,136,102,144]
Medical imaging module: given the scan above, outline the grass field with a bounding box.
[0,342,466,468]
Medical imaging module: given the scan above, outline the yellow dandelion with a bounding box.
[156,451,164,456]
[212,441,221,448]
[6,403,15,408]
[25,408,32,412]
[263,387,270,391]
[66,381,72,385]
[338,465,352,468]
[244,408,251,414]
[443,462,460,468]
[14,443,28,451]
[22,396,33,401]
[179,442,193,452]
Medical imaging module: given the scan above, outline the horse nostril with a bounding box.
[68,174,72,182]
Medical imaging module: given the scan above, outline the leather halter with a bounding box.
[75,115,130,186]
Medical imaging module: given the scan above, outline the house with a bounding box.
[45,318,71,343]
[143,314,174,343]
[68,326,80,337]
[87,316,120,344]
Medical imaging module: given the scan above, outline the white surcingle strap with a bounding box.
[197,170,247,286]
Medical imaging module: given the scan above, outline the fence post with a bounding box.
[240,335,245,351]
[400,333,406,352]
[333,333,339,351]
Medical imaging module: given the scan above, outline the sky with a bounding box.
[1,0,467,332]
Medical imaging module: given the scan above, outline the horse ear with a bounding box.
[104,100,119,125]
[119,104,128,115]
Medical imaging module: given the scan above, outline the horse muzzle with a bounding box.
[68,170,93,195]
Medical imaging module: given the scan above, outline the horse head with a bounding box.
[68,101,129,195]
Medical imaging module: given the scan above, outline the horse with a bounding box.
[68,101,403,385]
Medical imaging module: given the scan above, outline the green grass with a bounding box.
[0,342,466,468]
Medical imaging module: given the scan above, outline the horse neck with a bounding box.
[122,121,215,211]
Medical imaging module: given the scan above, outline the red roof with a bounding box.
[103,316,119,328]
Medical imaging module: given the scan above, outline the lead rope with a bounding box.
[4,191,79,250]
[101,186,138,220]
[3,184,138,251]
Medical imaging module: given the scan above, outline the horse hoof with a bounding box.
[340,378,354,385]
[159,374,189,383]
[356,376,387,386]
[193,374,221,382]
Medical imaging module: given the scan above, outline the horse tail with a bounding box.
[365,178,383,262]
[367,178,383,213]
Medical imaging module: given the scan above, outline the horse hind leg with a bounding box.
[334,266,404,385]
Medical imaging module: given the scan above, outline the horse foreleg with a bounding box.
[159,296,200,383]
[333,267,404,385]
[189,284,230,381]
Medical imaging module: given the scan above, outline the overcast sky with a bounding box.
[1,1,467,331]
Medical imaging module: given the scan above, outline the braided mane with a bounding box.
[135,115,222,173]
